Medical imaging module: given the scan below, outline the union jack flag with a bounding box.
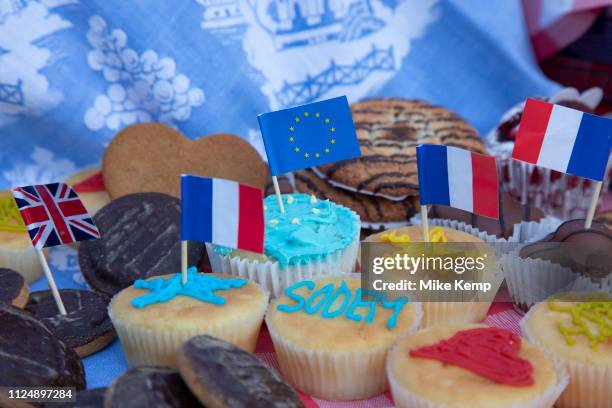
[11,183,100,249]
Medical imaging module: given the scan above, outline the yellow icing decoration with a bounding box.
[428,227,447,242]
[0,194,26,232]
[548,296,612,350]
[380,230,411,243]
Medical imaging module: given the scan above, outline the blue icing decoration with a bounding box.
[277,280,409,329]
[131,266,247,309]
[216,194,358,266]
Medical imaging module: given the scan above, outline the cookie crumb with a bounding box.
[291,218,300,225]
[311,208,320,214]
[309,195,317,204]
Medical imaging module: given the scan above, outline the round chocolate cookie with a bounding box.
[105,366,202,408]
[26,289,115,357]
[314,98,484,200]
[79,193,203,296]
[43,388,107,408]
[0,303,85,404]
[0,268,28,308]
[177,334,304,408]
[295,169,418,227]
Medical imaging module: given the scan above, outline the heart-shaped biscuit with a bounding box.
[103,123,269,198]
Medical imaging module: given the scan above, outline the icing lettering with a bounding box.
[277,280,409,329]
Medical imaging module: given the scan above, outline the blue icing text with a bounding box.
[131,266,247,308]
[215,194,359,266]
[277,280,409,329]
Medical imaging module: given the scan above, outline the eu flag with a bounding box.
[257,96,361,175]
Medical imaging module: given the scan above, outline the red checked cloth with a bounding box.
[255,299,521,407]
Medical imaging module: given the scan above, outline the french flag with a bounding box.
[417,145,499,219]
[513,98,612,181]
[181,175,264,253]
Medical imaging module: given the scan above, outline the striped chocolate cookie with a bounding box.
[295,169,418,228]
[314,99,484,200]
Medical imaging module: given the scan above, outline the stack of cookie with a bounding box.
[294,98,485,237]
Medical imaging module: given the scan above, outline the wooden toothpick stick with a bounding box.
[36,248,66,315]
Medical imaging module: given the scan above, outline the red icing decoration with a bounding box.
[409,327,534,386]
[73,171,105,193]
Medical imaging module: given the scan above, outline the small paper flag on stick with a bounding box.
[11,182,101,315]
[257,96,361,213]
[180,175,265,283]
[417,144,499,241]
[512,98,612,229]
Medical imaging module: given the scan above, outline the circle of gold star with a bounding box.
[291,111,335,159]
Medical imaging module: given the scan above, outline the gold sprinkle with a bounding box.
[315,112,320,117]
[286,196,295,204]
[312,208,320,214]
[315,153,320,158]
[295,117,300,123]
[330,139,335,144]
[295,147,300,152]
[304,112,309,117]
[325,118,330,123]
[330,127,335,132]
[324,148,330,153]
[304,153,309,158]
[289,126,294,131]
[269,219,279,227]
[291,217,300,225]
[289,137,294,142]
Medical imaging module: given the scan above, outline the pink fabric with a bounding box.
[256,300,522,407]
[523,0,612,61]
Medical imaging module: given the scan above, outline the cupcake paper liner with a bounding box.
[387,347,568,408]
[266,302,422,401]
[109,297,267,368]
[521,307,609,408]
[0,246,43,283]
[410,214,561,248]
[207,233,360,298]
[500,158,611,220]
[501,248,577,312]
[419,301,494,328]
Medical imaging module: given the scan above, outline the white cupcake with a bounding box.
[266,276,422,400]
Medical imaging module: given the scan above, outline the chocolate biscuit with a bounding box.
[26,289,115,357]
[105,366,202,408]
[0,303,85,403]
[177,334,303,408]
[0,268,28,308]
[78,193,203,297]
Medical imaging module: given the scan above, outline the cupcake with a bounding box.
[502,219,612,312]
[109,268,267,367]
[522,295,611,408]
[207,193,360,297]
[0,192,42,283]
[387,324,568,408]
[266,275,422,400]
[365,226,501,328]
[66,167,110,216]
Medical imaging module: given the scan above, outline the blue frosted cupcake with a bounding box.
[207,193,360,297]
